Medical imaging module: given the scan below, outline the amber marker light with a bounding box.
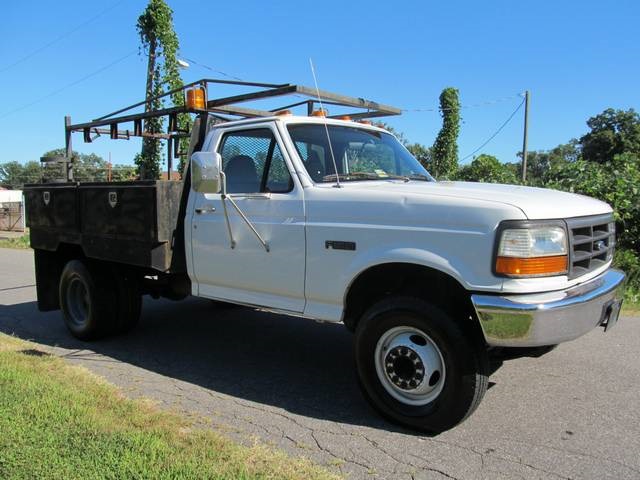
[311,109,327,117]
[275,109,292,116]
[186,86,206,109]
[337,115,352,121]
[495,255,568,276]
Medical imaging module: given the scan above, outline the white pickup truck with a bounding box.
[24,81,625,432]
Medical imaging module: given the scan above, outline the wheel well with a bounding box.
[343,263,477,333]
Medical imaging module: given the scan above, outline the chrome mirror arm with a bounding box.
[219,171,270,253]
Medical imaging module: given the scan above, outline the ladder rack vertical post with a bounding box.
[65,115,73,181]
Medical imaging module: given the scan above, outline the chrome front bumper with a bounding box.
[471,269,626,347]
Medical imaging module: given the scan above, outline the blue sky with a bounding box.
[1,0,638,169]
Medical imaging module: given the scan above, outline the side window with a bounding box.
[266,143,293,193]
[219,128,293,194]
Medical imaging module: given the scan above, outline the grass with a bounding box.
[0,334,340,480]
[622,295,640,315]
[0,232,30,249]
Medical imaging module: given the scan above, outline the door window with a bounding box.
[219,129,293,193]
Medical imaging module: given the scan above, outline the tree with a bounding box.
[406,143,432,171]
[545,152,640,252]
[42,149,108,182]
[579,108,640,164]
[431,87,460,179]
[519,141,580,186]
[378,123,409,146]
[136,0,191,179]
[0,161,42,188]
[455,154,518,184]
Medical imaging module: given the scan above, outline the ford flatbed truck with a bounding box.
[24,79,626,432]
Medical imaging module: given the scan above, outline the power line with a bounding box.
[181,57,244,81]
[182,55,525,116]
[403,93,524,112]
[0,0,126,74]
[460,97,525,162]
[0,51,137,120]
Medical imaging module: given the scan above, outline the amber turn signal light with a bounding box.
[495,255,568,277]
[186,86,207,109]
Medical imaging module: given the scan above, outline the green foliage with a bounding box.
[0,334,338,480]
[545,152,640,252]
[0,161,42,188]
[377,122,408,146]
[431,87,460,179]
[455,154,518,184]
[43,149,107,182]
[406,143,432,171]
[0,150,139,187]
[521,142,579,186]
[0,233,30,249]
[614,249,640,304]
[136,0,191,179]
[579,108,640,164]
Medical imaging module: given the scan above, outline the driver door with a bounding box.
[189,125,306,312]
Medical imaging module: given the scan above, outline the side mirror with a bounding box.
[191,151,222,194]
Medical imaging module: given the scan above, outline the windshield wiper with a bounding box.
[322,172,432,182]
[322,172,381,181]
[405,173,432,181]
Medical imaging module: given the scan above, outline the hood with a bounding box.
[332,180,612,220]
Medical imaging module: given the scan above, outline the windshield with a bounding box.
[287,124,434,183]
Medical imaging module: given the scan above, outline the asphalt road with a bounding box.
[1,247,639,480]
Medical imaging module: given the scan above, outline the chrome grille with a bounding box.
[566,214,615,279]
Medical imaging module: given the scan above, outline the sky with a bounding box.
[0,0,638,169]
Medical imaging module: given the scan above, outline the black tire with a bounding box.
[59,260,117,340]
[355,296,489,433]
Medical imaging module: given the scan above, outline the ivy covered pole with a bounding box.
[431,87,461,179]
[135,0,191,180]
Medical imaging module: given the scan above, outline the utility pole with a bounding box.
[521,90,530,183]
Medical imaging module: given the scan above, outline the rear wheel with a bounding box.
[355,296,488,433]
[59,260,116,340]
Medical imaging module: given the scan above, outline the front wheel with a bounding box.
[355,296,488,433]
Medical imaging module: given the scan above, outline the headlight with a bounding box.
[495,223,568,277]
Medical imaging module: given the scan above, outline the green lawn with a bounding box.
[0,233,30,249]
[0,334,339,480]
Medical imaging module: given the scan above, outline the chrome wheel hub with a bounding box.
[374,326,446,406]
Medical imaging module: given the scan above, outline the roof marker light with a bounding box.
[185,86,206,109]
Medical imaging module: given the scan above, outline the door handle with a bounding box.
[195,206,216,214]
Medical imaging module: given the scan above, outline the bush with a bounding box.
[614,249,640,304]
[455,154,519,184]
[545,153,640,252]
